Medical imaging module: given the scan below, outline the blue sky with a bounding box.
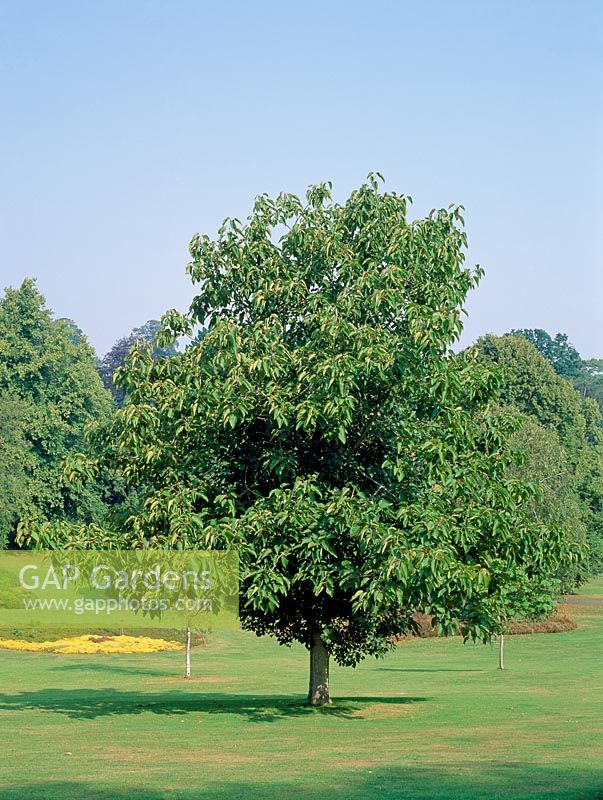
[1,0,601,356]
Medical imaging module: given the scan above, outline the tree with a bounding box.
[0,279,114,544]
[510,329,582,378]
[476,335,603,580]
[98,335,138,404]
[130,320,179,353]
[506,410,589,591]
[0,392,35,548]
[57,318,86,347]
[98,319,178,404]
[24,179,574,705]
[477,335,592,459]
[573,359,603,413]
[509,329,603,414]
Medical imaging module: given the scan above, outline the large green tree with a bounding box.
[476,335,603,580]
[0,280,114,544]
[24,180,574,705]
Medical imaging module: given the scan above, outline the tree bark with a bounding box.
[308,631,331,706]
[184,626,192,678]
[498,633,505,671]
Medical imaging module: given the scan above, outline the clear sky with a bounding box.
[1,0,601,357]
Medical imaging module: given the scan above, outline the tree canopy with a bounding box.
[27,179,576,704]
[504,409,589,591]
[510,329,583,378]
[510,328,603,414]
[0,279,114,546]
[476,334,603,580]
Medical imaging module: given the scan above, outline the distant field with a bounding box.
[0,581,602,800]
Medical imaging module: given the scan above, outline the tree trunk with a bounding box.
[184,626,192,679]
[308,631,331,706]
[498,633,505,671]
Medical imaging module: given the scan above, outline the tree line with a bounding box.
[0,280,180,550]
[2,178,601,704]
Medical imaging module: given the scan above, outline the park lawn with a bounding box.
[0,581,602,800]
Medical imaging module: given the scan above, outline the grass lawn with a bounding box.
[1,581,602,800]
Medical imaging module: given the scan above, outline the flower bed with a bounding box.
[0,634,182,654]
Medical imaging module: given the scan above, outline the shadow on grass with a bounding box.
[376,667,483,673]
[50,662,171,677]
[0,688,426,722]
[0,765,601,800]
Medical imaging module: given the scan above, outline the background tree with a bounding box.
[573,359,603,412]
[26,180,577,705]
[510,329,582,378]
[0,279,114,545]
[0,392,34,548]
[57,318,87,347]
[98,319,178,404]
[506,410,589,591]
[510,328,603,414]
[476,335,603,581]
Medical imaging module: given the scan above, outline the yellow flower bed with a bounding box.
[0,634,182,654]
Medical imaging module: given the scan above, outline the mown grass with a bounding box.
[0,580,602,800]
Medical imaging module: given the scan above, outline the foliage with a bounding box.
[476,335,603,581]
[0,392,35,548]
[0,279,114,545]
[56,318,87,347]
[573,358,603,412]
[510,329,582,378]
[98,319,178,405]
[510,328,603,414]
[27,179,576,694]
[477,335,592,457]
[506,410,589,591]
